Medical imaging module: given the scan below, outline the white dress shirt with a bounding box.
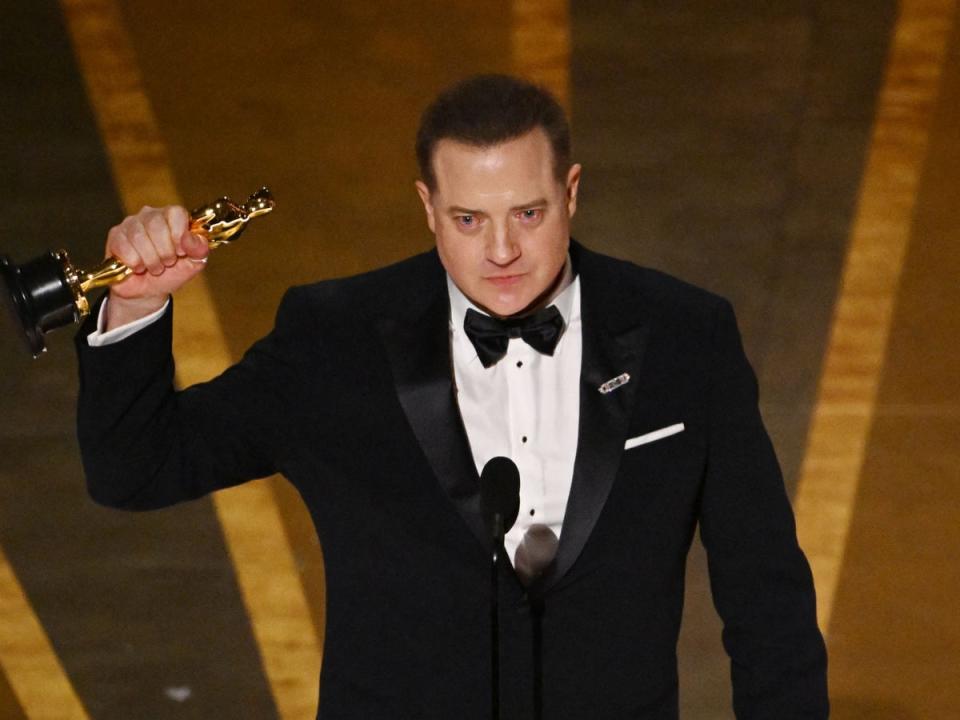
[86,298,168,346]
[448,268,582,565]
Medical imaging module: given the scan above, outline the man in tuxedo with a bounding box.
[77,75,828,718]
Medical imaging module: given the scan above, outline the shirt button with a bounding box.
[516,360,523,368]
[522,436,528,443]
[529,509,535,516]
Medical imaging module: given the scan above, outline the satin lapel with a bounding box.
[377,280,488,550]
[539,253,650,593]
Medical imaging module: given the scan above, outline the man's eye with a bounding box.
[518,208,542,222]
[456,215,476,228]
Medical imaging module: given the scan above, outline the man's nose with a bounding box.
[486,224,520,266]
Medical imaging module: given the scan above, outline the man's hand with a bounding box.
[104,205,209,330]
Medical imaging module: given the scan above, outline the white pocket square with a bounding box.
[624,423,685,450]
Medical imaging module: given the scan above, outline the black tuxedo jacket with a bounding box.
[76,242,828,719]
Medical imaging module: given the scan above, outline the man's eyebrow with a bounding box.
[447,205,482,215]
[512,198,548,211]
[446,198,549,215]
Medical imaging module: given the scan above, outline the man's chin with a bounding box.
[473,294,532,319]
[472,275,561,318]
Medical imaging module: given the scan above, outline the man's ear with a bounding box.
[415,180,436,234]
[565,164,582,219]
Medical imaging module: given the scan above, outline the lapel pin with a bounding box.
[598,373,630,394]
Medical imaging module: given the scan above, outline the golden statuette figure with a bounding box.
[1,186,275,358]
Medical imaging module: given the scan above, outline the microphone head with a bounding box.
[479,456,521,538]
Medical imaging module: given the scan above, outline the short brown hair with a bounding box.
[415,74,571,191]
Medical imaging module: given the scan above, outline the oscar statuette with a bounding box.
[1,186,274,358]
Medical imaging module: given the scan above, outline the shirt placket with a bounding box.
[506,338,540,534]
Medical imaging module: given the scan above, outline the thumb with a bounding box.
[180,230,210,260]
[167,252,208,287]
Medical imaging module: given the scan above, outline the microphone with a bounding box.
[479,456,520,720]
[479,456,520,542]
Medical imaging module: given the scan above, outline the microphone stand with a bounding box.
[529,590,545,720]
[515,525,557,720]
[490,513,504,720]
[479,456,519,720]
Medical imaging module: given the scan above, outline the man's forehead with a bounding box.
[432,140,511,174]
[429,130,558,202]
[433,181,554,212]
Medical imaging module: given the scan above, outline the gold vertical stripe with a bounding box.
[211,482,321,719]
[59,1,321,717]
[794,0,958,633]
[511,0,571,110]
[0,546,89,719]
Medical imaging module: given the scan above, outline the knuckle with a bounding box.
[106,226,124,248]
[166,204,188,223]
[131,228,149,248]
[145,213,168,235]
[114,245,140,270]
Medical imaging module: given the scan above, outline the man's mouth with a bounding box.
[486,274,523,287]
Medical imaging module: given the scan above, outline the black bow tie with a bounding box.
[463,305,565,368]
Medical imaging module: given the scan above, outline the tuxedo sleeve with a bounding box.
[75,288,305,510]
[698,299,829,718]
